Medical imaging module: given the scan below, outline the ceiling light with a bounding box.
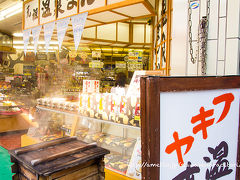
[0,2,23,21]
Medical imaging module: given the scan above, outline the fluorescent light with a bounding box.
[13,40,59,45]
[14,45,58,50]
[0,2,22,20]
[5,8,22,18]
[13,33,23,37]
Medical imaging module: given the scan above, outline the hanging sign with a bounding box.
[44,21,55,53]
[24,0,39,29]
[23,0,153,30]
[32,25,42,54]
[57,0,78,19]
[23,29,31,55]
[92,50,101,58]
[79,0,105,13]
[80,52,88,62]
[89,61,103,68]
[56,17,70,49]
[40,0,56,24]
[128,62,143,71]
[71,12,88,50]
[128,51,143,62]
[116,61,126,69]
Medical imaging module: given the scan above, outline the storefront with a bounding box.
[0,0,240,179]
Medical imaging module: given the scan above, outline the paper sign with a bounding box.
[83,80,99,93]
[24,0,39,29]
[89,61,103,68]
[116,61,126,69]
[57,0,78,19]
[44,21,55,53]
[5,77,14,82]
[32,25,42,54]
[128,62,143,71]
[56,17,70,49]
[40,0,56,24]
[23,29,31,55]
[127,137,142,179]
[71,12,88,50]
[160,89,240,179]
[92,50,101,58]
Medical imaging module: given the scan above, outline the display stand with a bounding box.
[140,76,240,179]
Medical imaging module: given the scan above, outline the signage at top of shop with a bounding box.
[23,0,127,30]
[160,89,240,179]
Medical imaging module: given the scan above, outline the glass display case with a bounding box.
[24,92,141,179]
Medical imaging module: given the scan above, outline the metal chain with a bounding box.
[188,0,196,64]
[200,0,210,75]
[188,0,210,75]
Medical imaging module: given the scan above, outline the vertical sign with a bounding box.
[24,0,39,29]
[83,80,99,93]
[40,0,56,24]
[78,0,105,13]
[57,0,78,19]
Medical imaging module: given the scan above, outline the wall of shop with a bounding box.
[170,0,240,76]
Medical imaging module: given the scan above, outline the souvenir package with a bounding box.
[127,96,140,127]
[105,153,130,174]
[86,93,95,118]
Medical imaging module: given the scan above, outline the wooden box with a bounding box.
[9,137,110,180]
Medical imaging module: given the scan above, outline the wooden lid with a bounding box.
[9,137,110,176]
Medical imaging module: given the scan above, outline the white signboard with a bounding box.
[160,89,240,179]
[57,0,78,19]
[83,80,99,93]
[79,0,105,13]
[40,0,56,24]
[24,0,39,29]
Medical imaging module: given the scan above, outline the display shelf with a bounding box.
[36,105,140,130]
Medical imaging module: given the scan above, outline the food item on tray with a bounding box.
[105,153,130,174]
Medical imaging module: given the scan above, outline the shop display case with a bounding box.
[22,92,141,179]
